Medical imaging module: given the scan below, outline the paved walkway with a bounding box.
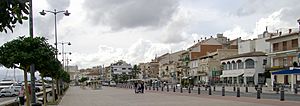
[58,86,300,106]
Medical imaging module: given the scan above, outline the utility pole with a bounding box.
[29,0,37,104]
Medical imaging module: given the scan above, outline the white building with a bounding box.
[220,31,271,85]
[110,60,132,75]
[221,52,267,85]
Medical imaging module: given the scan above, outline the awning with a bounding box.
[220,70,243,78]
[244,71,255,77]
[272,68,300,75]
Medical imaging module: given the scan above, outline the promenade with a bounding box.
[58,86,300,106]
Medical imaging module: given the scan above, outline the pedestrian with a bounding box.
[134,82,138,93]
[141,82,144,93]
[19,85,25,105]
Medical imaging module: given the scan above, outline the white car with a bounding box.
[0,88,18,97]
[110,81,116,87]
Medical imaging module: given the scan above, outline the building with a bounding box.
[197,49,238,84]
[266,28,300,90]
[220,30,271,85]
[110,60,132,75]
[186,34,238,85]
[66,65,79,81]
[139,61,159,80]
[221,52,267,85]
[157,50,185,84]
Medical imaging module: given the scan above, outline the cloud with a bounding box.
[83,0,179,30]
[69,39,191,69]
[34,0,71,39]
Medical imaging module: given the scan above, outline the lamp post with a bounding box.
[297,19,300,66]
[40,9,70,96]
[39,9,70,58]
[58,41,71,70]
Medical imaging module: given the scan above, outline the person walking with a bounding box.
[134,82,138,93]
[141,82,144,93]
[18,85,25,105]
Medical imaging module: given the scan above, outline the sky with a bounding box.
[1,0,300,73]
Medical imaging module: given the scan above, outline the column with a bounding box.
[244,76,247,85]
[291,74,295,92]
[271,74,274,87]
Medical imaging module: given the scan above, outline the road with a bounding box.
[0,97,16,103]
[58,86,300,106]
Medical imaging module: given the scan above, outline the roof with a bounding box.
[221,52,267,60]
[265,32,299,41]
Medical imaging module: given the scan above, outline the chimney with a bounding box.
[210,36,212,38]
[289,29,292,33]
[279,31,282,36]
[205,37,206,40]
[266,26,268,31]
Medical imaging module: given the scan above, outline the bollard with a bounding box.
[156,87,158,91]
[222,86,225,96]
[180,87,183,93]
[276,86,279,94]
[280,86,284,101]
[162,86,164,91]
[209,86,212,95]
[188,87,191,93]
[149,86,151,90]
[173,86,176,92]
[237,86,240,97]
[245,85,248,93]
[233,86,236,92]
[213,86,216,91]
[167,85,169,92]
[198,87,200,94]
[257,87,261,99]
[294,86,298,94]
[153,86,155,91]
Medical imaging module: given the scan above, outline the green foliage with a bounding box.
[61,71,70,83]
[0,0,29,33]
[78,77,88,83]
[0,36,55,71]
[37,58,61,78]
[130,64,140,79]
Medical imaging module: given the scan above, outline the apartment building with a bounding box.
[266,28,300,90]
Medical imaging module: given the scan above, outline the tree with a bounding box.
[0,0,29,33]
[131,65,140,79]
[0,36,55,106]
[36,58,61,104]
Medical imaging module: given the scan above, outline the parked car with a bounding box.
[0,88,19,97]
[110,81,116,87]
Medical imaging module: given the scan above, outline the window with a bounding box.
[237,60,243,69]
[282,41,287,51]
[122,68,126,70]
[273,43,279,51]
[128,68,132,70]
[245,59,255,69]
[232,61,237,70]
[222,62,226,70]
[283,58,288,67]
[227,62,232,70]
[292,39,298,49]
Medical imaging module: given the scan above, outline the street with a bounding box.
[58,86,300,106]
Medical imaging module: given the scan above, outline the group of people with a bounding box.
[134,81,144,93]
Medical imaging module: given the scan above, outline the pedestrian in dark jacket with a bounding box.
[134,82,138,93]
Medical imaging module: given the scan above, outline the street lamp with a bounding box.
[39,9,70,58]
[58,41,71,70]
